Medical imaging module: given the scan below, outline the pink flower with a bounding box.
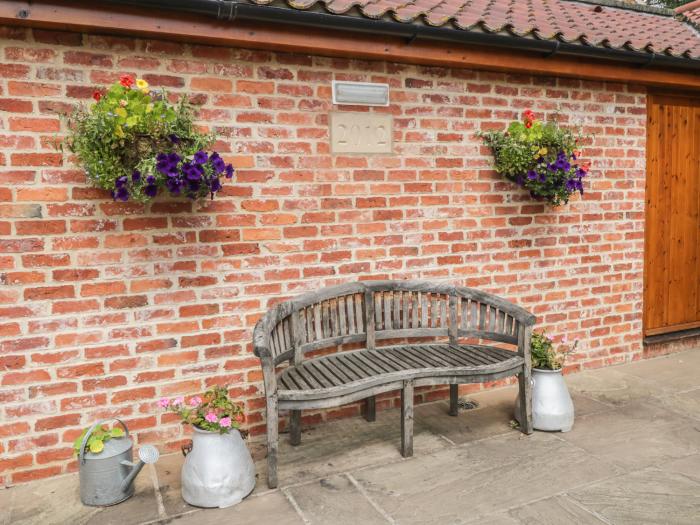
[219,417,232,428]
[158,398,170,408]
[205,412,218,423]
[189,396,202,407]
[172,396,184,407]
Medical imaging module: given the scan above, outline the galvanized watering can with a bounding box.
[78,419,159,506]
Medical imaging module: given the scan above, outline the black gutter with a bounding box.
[105,0,700,72]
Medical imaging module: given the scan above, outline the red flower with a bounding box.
[92,91,102,102]
[523,109,535,122]
[119,74,134,88]
[525,121,532,129]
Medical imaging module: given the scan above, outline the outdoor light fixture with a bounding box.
[332,81,390,106]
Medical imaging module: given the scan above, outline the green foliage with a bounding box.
[73,424,125,455]
[162,386,244,434]
[64,75,225,202]
[531,332,579,370]
[478,111,590,206]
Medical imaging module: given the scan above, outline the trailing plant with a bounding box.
[478,110,590,206]
[160,386,244,434]
[73,423,126,455]
[64,74,234,203]
[531,332,579,370]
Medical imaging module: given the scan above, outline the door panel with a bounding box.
[644,94,700,336]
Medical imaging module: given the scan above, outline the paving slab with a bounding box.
[167,490,304,525]
[569,465,700,525]
[558,399,700,471]
[352,431,618,524]
[505,494,607,524]
[0,466,158,525]
[416,386,611,445]
[655,387,700,423]
[619,348,700,393]
[266,409,450,487]
[286,474,389,524]
[565,366,664,407]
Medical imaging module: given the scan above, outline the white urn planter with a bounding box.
[181,427,255,508]
[515,368,574,432]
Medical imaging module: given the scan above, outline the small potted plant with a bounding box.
[478,109,590,206]
[73,420,159,506]
[515,332,578,432]
[160,386,255,508]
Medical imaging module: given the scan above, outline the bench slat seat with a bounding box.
[254,280,536,488]
[278,344,524,402]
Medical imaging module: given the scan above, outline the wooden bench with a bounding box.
[253,280,536,488]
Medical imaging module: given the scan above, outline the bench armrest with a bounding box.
[253,319,278,398]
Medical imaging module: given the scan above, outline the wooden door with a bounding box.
[644,93,700,336]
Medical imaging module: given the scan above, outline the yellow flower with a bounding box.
[136,78,149,93]
[538,147,548,156]
[115,125,125,138]
[146,103,153,113]
[115,107,127,118]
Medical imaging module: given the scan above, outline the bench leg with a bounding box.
[266,397,279,488]
[401,380,414,458]
[289,409,301,446]
[449,384,459,416]
[518,370,533,435]
[364,396,376,422]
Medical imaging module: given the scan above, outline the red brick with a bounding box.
[0,454,33,473]
[104,295,148,309]
[35,413,81,431]
[80,282,127,296]
[24,285,74,301]
[111,387,156,403]
[1,370,51,386]
[15,219,66,235]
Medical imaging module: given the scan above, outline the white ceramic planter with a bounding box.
[181,427,255,508]
[514,368,574,432]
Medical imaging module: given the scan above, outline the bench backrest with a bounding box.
[253,280,536,367]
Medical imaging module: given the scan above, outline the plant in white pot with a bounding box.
[515,332,578,432]
[160,387,255,508]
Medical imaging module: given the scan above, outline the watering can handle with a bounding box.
[79,418,129,464]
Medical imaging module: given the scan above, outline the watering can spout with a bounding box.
[120,445,159,493]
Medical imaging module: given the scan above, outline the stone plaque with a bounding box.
[329,112,393,154]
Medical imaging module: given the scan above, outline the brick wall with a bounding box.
[0,25,651,485]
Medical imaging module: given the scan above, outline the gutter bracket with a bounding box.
[639,52,656,68]
[217,0,237,21]
[406,31,419,45]
[542,40,560,58]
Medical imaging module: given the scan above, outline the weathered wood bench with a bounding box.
[253,280,535,488]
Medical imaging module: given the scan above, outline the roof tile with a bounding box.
[246,0,700,60]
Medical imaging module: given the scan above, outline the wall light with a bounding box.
[332,81,390,106]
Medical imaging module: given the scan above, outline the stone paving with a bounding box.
[2,347,700,524]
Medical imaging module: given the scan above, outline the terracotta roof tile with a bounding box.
[677,0,700,27]
[246,0,700,60]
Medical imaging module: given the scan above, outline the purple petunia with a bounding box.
[132,170,141,183]
[224,164,234,179]
[193,150,208,164]
[114,186,129,201]
[145,184,158,198]
[527,170,538,180]
[209,152,225,174]
[168,134,181,144]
